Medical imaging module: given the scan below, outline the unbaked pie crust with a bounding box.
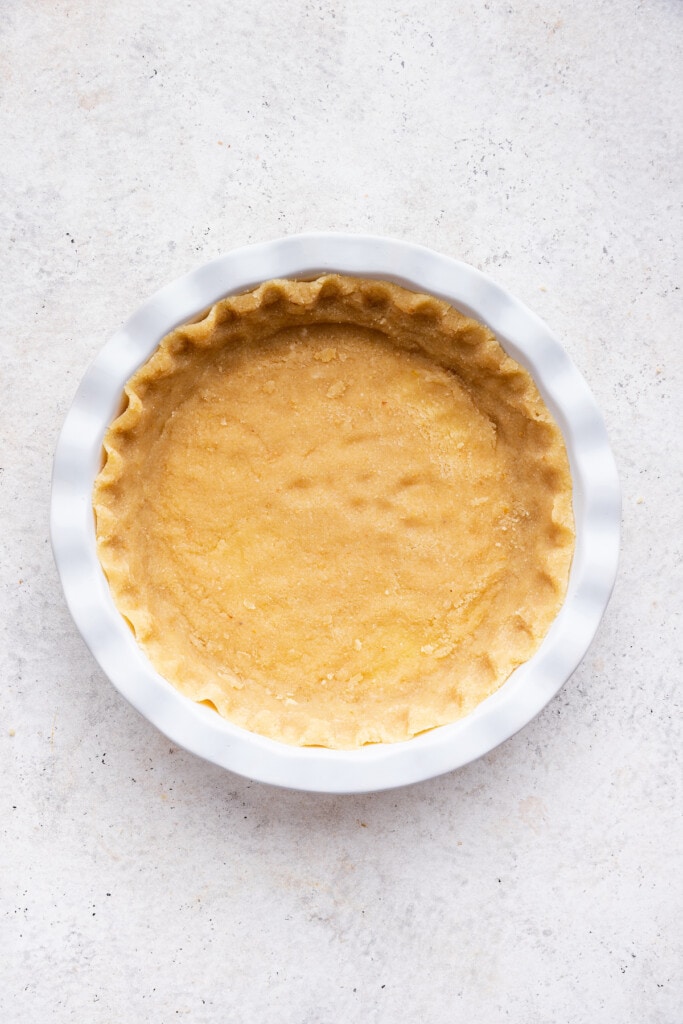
[94,275,574,748]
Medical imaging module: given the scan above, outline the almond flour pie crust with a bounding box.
[93,274,575,749]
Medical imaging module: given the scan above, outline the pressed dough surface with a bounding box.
[94,275,574,747]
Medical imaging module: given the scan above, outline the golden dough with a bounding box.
[93,275,574,748]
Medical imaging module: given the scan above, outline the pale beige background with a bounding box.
[1,2,681,1022]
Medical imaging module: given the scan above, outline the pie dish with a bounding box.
[93,275,574,749]
[51,235,620,790]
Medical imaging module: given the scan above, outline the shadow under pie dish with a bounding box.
[52,235,619,790]
[94,274,574,749]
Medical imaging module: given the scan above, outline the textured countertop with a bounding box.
[2,2,681,1021]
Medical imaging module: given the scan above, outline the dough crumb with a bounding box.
[314,347,337,362]
[326,380,347,399]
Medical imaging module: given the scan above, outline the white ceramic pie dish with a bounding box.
[51,233,620,793]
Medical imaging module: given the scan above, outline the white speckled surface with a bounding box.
[2,1,681,1021]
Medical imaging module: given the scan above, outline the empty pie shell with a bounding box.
[93,274,574,748]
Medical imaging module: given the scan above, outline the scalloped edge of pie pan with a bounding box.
[51,234,620,793]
